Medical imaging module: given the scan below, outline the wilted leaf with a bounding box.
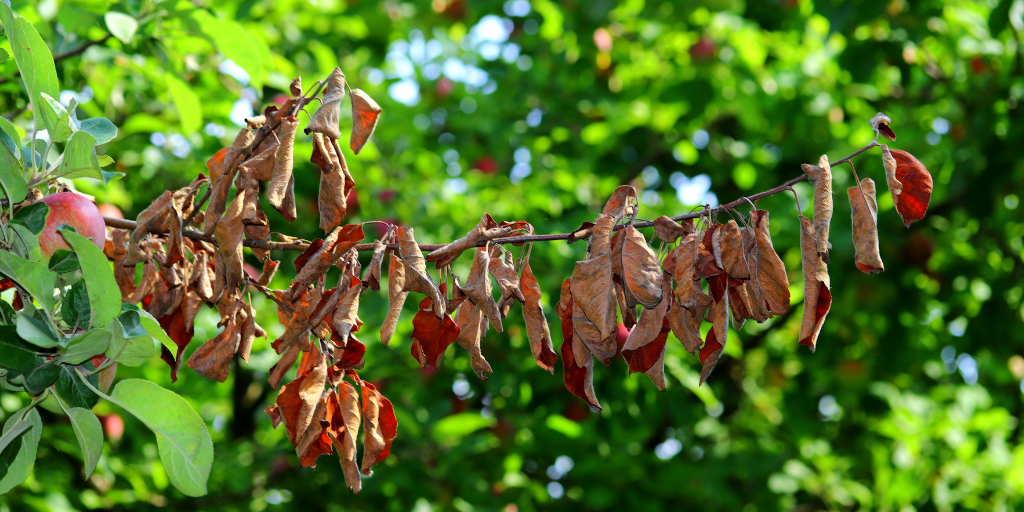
[307,68,346,140]
[718,220,750,280]
[350,89,382,154]
[312,132,350,232]
[520,261,557,373]
[487,245,525,314]
[621,275,672,391]
[325,383,362,493]
[380,254,408,346]
[653,215,693,244]
[359,381,397,475]
[870,112,896,141]
[746,210,790,320]
[410,284,460,369]
[214,190,246,293]
[186,319,238,382]
[362,240,386,292]
[698,293,729,384]
[621,225,663,308]
[802,154,833,263]
[274,350,327,457]
[287,225,364,302]
[426,214,508,268]
[602,185,637,219]
[849,177,884,273]
[203,133,248,234]
[882,145,933,227]
[398,228,446,318]
[462,247,503,333]
[331,275,363,346]
[562,330,601,411]
[454,301,492,379]
[667,233,713,353]
[570,214,617,360]
[798,215,831,352]
[126,175,207,266]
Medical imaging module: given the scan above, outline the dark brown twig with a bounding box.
[0,34,114,86]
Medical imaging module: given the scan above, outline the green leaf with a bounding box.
[12,202,49,235]
[0,131,25,204]
[78,117,117,145]
[108,379,213,496]
[166,75,202,135]
[7,223,42,263]
[120,304,175,355]
[0,407,41,493]
[193,10,264,89]
[21,146,42,170]
[0,5,59,130]
[55,364,99,409]
[105,319,156,366]
[116,309,145,338]
[0,48,7,64]
[37,93,75,143]
[432,413,495,443]
[48,249,80,273]
[59,228,119,329]
[55,130,102,181]
[104,12,137,44]
[0,325,37,372]
[0,250,56,311]
[0,301,15,325]
[23,357,60,394]
[15,314,58,348]
[0,116,21,156]
[65,407,102,477]
[63,329,110,365]
[990,0,1014,36]
[96,155,114,167]
[61,279,91,328]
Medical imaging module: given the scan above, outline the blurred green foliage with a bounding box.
[1,0,1024,510]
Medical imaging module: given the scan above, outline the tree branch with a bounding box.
[0,34,114,86]
[103,141,882,254]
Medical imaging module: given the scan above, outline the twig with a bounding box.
[0,34,114,86]
[102,140,882,254]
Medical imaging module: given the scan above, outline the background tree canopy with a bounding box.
[1,0,1023,510]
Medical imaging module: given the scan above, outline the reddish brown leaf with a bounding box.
[487,245,525,312]
[398,227,446,318]
[350,89,382,154]
[667,233,713,353]
[410,284,460,369]
[520,261,557,373]
[362,239,386,291]
[359,382,397,474]
[462,247,503,333]
[426,213,508,268]
[570,214,617,360]
[718,220,751,280]
[621,225,663,309]
[653,215,693,244]
[802,154,833,262]
[454,301,492,380]
[561,327,601,411]
[307,68,346,140]
[882,145,933,227]
[798,215,831,351]
[287,225,365,302]
[621,275,672,390]
[157,309,193,382]
[747,210,790,319]
[331,275,363,346]
[186,320,238,382]
[849,177,884,273]
[602,185,637,219]
[269,344,300,389]
[381,254,409,346]
[699,294,729,384]
[325,383,362,493]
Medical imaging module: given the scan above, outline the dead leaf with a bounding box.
[381,254,408,346]
[566,221,596,244]
[350,89,382,154]
[698,292,729,384]
[870,112,896,141]
[325,383,362,493]
[487,245,525,313]
[621,274,672,390]
[462,247,503,334]
[359,381,397,475]
[849,177,884,273]
[362,239,386,291]
[331,275,363,346]
[287,225,365,302]
[426,213,508,268]
[520,261,557,373]
[798,215,831,352]
[602,185,637,219]
[186,320,238,382]
[747,210,790,319]
[882,145,933,227]
[274,350,327,453]
[562,329,601,411]
[570,214,617,356]
[214,190,246,294]
[312,133,349,232]
[410,284,460,369]
[621,225,663,308]
[398,227,446,318]
[667,233,713,353]
[653,215,693,244]
[718,220,750,280]
[802,154,833,262]
[454,301,492,379]
[307,68,346,140]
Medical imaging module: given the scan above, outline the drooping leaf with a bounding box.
[361,239,386,292]
[798,215,831,351]
[410,285,460,369]
[325,383,362,493]
[65,407,103,477]
[621,225,663,309]
[520,261,557,373]
[359,381,397,475]
[454,300,492,380]
[60,228,120,328]
[426,214,508,268]
[849,177,884,273]
[397,227,446,318]
[350,88,382,154]
[802,154,833,262]
[882,145,933,227]
[653,215,693,243]
[557,279,601,410]
[666,233,712,353]
[380,253,408,346]
[746,210,790,320]
[621,274,673,390]
[461,247,503,334]
[307,68,346,140]
[108,379,214,497]
[0,408,41,494]
[717,220,751,280]
[570,214,617,361]
[698,292,729,384]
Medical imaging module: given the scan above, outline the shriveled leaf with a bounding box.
[698,293,729,384]
[621,274,672,390]
[798,215,831,352]
[381,254,409,346]
[186,321,238,382]
[214,190,246,293]
[426,214,507,268]
[350,88,382,154]
[362,240,386,291]
[569,214,617,358]
[307,68,346,140]
[359,382,397,475]
[802,154,833,262]
[849,178,884,273]
[268,116,300,221]
[520,262,557,373]
[454,301,492,380]
[397,227,445,318]
[882,145,933,227]
[487,245,525,315]
[325,383,362,493]
[653,215,693,243]
[667,233,713,353]
[747,210,790,320]
[462,248,503,333]
[287,225,364,302]
[621,225,663,308]
[312,133,349,232]
[602,185,637,219]
[718,220,750,280]
[410,287,460,369]
[562,329,601,411]
[330,275,363,346]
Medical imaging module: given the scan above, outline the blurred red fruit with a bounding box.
[346,187,359,211]
[690,37,716,60]
[99,414,124,441]
[97,203,123,219]
[436,77,454,97]
[473,156,497,174]
[379,189,397,203]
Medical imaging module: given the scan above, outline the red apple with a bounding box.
[37,192,107,257]
[99,414,124,441]
[97,203,123,219]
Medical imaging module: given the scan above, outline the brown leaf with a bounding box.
[409,284,460,369]
[653,216,693,244]
[256,257,280,287]
[562,328,601,411]
[718,220,751,280]
[243,209,271,262]
[621,274,672,390]
[362,240,386,291]
[312,133,349,232]
[520,261,557,373]
[698,293,729,384]
[870,112,896,141]
[380,253,408,346]
[802,155,833,262]
[186,319,238,382]
[728,283,753,331]
[398,227,446,318]
[331,275,363,346]
[746,210,790,320]
[621,225,663,308]
[882,145,933,227]
[287,225,365,302]
[462,247,503,333]
[290,77,302,96]
[126,175,207,266]
[602,185,637,219]
[294,396,332,468]
[798,215,831,352]
[214,190,246,295]
[454,301,492,379]
[269,345,300,389]
[204,129,252,234]
[569,214,617,355]
[566,221,596,244]
[350,89,382,154]
[157,309,194,382]
[105,229,136,301]
[487,245,525,311]
[667,233,713,353]
[614,277,637,330]
[325,383,362,493]
[426,213,508,268]
[274,284,325,354]
[694,225,723,279]
[274,350,327,450]
[848,177,884,273]
[359,381,397,475]
[266,116,299,222]
[307,68,346,140]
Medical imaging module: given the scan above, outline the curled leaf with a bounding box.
[848,178,884,273]
[520,261,557,373]
[746,210,790,320]
[802,154,833,262]
[667,233,713,353]
[307,68,346,140]
[425,213,508,268]
[698,292,729,384]
[454,301,492,380]
[362,239,386,292]
[359,381,397,475]
[331,275,363,346]
[312,133,351,232]
[798,215,831,352]
[287,224,364,302]
[350,89,382,154]
[487,245,525,313]
[602,185,638,219]
[718,220,750,280]
[214,190,246,294]
[409,285,460,369]
[621,274,672,391]
[882,145,933,227]
[653,215,693,244]
[870,112,896,141]
[325,383,362,493]
[570,214,617,362]
[380,254,408,346]
[462,247,503,333]
[621,225,663,309]
[267,116,300,221]
[398,227,446,318]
